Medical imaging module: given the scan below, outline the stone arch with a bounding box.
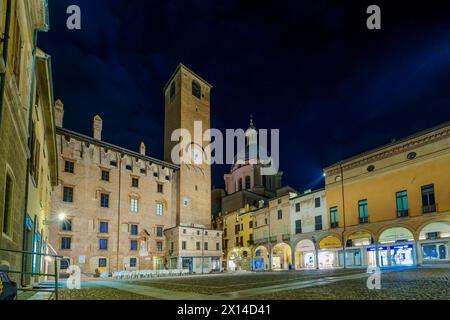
[344,229,375,247]
[376,224,417,242]
[271,242,292,270]
[316,232,343,245]
[418,220,450,240]
[377,226,415,243]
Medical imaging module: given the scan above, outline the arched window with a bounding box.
[170,81,176,101]
[245,176,251,190]
[192,80,201,99]
[238,178,243,191]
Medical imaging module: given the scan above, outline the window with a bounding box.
[170,242,174,251]
[101,170,110,182]
[99,222,108,234]
[156,203,163,216]
[130,258,137,268]
[63,187,74,203]
[295,220,302,234]
[157,183,163,193]
[110,161,117,167]
[278,199,282,204]
[156,226,163,237]
[196,242,201,250]
[295,203,300,212]
[245,176,251,189]
[126,165,132,171]
[182,241,187,250]
[100,193,109,208]
[315,216,323,231]
[358,200,369,223]
[170,81,176,101]
[130,224,138,236]
[422,243,448,261]
[30,124,40,184]
[132,178,139,188]
[12,17,22,87]
[204,242,209,251]
[62,219,72,232]
[216,242,220,251]
[192,80,201,99]
[421,184,436,213]
[235,237,239,246]
[238,178,243,191]
[99,239,108,250]
[99,258,107,268]
[396,191,409,217]
[2,174,13,235]
[64,161,74,173]
[130,240,138,251]
[330,207,339,228]
[277,210,283,220]
[60,259,70,270]
[223,228,227,237]
[130,197,138,212]
[315,197,321,208]
[156,242,163,252]
[205,231,208,236]
[61,237,71,250]
[249,221,253,229]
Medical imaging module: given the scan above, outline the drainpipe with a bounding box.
[0,0,12,127]
[116,154,122,272]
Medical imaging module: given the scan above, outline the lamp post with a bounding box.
[339,162,347,269]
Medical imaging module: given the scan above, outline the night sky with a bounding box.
[40,0,450,192]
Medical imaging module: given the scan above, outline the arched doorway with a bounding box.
[376,227,415,267]
[227,248,252,271]
[272,243,292,270]
[345,231,373,267]
[318,236,342,269]
[418,221,450,264]
[295,239,316,270]
[253,246,269,271]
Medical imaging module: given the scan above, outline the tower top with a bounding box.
[163,63,213,93]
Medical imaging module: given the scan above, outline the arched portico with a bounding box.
[373,227,416,267]
[253,246,269,271]
[227,247,253,271]
[294,239,316,270]
[318,236,342,269]
[344,231,374,268]
[418,221,450,264]
[271,243,292,270]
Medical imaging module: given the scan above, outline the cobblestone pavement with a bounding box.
[58,267,450,300]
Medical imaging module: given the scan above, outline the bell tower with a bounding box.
[163,63,212,228]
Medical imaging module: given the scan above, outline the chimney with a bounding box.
[55,99,64,127]
[140,142,146,156]
[93,115,103,140]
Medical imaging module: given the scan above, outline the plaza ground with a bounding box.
[48,267,450,300]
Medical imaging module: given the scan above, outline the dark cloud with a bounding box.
[40,0,450,191]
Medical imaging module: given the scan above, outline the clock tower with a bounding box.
[163,63,212,228]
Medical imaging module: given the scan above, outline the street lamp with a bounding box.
[58,212,67,222]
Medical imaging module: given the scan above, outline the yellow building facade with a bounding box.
[222,205,255,271]
[324,122,450,267]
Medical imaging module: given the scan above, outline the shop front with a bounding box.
[295,239,316,270]
[227,248,252,271]
[345,232,373,267]
[253,246,269,271]
[318,236,343,269]
[418,221,450,265]
[369,227,416,267]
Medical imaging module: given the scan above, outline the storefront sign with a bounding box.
[297,240,315,252]
[319,237,342,249]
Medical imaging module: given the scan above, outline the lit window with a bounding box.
[100,193,109,208]
[61,237,71,250]
[156,203,163,216]
[99,239,108,250]
[130,197,139,212]
[130,224,138,236]
[99,258,107,268]
[99,222,108,233]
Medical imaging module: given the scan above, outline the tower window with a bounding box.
[192,80,201,99]
[170,81,176,101]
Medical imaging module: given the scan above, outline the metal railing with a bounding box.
[0,248,62,300]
